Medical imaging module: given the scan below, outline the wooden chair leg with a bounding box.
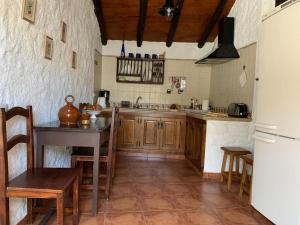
[227,154,234,191]
[105,163,111,199]
[27,198,33,224]
[0,197,9,225]
[73,176,79,225]
[239,161,247,198]
[235,156,240,177]
[56,194,64,225]
[249,165,253,202]
[220,152,228,182]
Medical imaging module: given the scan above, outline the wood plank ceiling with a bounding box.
[93,0,236,47]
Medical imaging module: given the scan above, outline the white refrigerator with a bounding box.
[252,1,300,225]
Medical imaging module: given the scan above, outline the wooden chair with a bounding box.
[0,106,79,225]
[220,147,251,191]
[71,107,119,199]
[239,154,254,200]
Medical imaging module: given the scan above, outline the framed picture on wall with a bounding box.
[21,0,37,23]
[44,36,53,60]
[72,51,77,69]
[60,21,67,43]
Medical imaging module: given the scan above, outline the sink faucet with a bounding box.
[135,96,142,108]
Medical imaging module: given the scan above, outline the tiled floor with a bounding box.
[40,156,273,225]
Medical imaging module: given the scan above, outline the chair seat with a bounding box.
[72,147,108,157]
[7,168,79,195]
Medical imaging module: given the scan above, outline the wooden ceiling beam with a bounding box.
[166,0,185,47]
[198,0,227,48]
[137,0,149,47]
[93,0,108,45]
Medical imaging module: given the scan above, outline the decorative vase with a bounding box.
[58,95,80,126]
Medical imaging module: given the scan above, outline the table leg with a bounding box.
[92,134,100,216]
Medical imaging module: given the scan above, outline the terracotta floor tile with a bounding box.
[105,212,146,225]
[135,183,165,197]
[191,182,226,195]
[103,196,141,213]
[35,156,271,225]
[182,210,224,225]
[79,214,105,225]
[202,193,244,209]
[158,175,183,183]
[214,208,262,225]
[144,211,187,225]
[173,195,206,211]
[130,167,158,176]
[113,175,132,184]
[162,183,195,196]
[180,175,203,183]
[132,175,160,183]
[140,196,175,211]
[79,197,106,213]
[110,183,137,198]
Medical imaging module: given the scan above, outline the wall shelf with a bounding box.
[116,57,165,85]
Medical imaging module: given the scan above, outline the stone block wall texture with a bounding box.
[0,0,101,224]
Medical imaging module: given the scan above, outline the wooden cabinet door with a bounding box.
[185,118,193,158]
[160,118,181,152]
[118,115,138,149]
[140,117,160,150]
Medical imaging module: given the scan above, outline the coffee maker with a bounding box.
[98,90,110,108]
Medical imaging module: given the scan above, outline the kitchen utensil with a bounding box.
[58,95,80,126]
[87,110,101,123]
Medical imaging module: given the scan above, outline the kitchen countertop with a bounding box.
[102,108,252,122]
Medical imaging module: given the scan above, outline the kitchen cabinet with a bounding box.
[118,115,139,149]
[140,117,160,150]
[185,117,206,170]
[117,113,186,154]
[160,118,184,152]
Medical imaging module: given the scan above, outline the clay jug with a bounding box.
[58,95,80,126]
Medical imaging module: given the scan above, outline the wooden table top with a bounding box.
[34,117,111,133]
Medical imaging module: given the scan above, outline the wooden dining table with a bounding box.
[34,116,111,216]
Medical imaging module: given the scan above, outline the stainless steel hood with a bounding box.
[195,17,240,64]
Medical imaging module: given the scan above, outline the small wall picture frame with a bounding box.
[44,36,53,60]
[72,51,77,69]
[21,0,37,23]
[60,21,67,43]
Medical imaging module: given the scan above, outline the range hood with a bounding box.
[195,17,240,64]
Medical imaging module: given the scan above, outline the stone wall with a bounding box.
[0,0,101,224]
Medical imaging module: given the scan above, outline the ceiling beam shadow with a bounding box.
[198,0,227,48]
[137,0,149,47]
[166,0,185,47]
[93,0,108,45]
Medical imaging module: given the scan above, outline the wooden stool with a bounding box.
[239,154,254,200]
[220,147,251,191]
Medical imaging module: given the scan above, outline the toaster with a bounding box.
[227,103,248,118]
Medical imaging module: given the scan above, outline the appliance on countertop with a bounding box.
[227,103,248,118]
[195,17,240,64]
[98,90,110,108]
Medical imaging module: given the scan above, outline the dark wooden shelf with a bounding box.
[116,57,165,85]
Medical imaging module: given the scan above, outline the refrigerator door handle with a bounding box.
[255,123,277,130]
[253,135,276,144]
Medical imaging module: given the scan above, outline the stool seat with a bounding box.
[221,147,252,155]
[241,154,254,163]
[220,147,252,191]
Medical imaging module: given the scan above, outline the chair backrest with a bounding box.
[0,106,34,189]
[107,107,119,161]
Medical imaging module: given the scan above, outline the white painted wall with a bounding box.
[204,120,253,173]
[0,0,101,224]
